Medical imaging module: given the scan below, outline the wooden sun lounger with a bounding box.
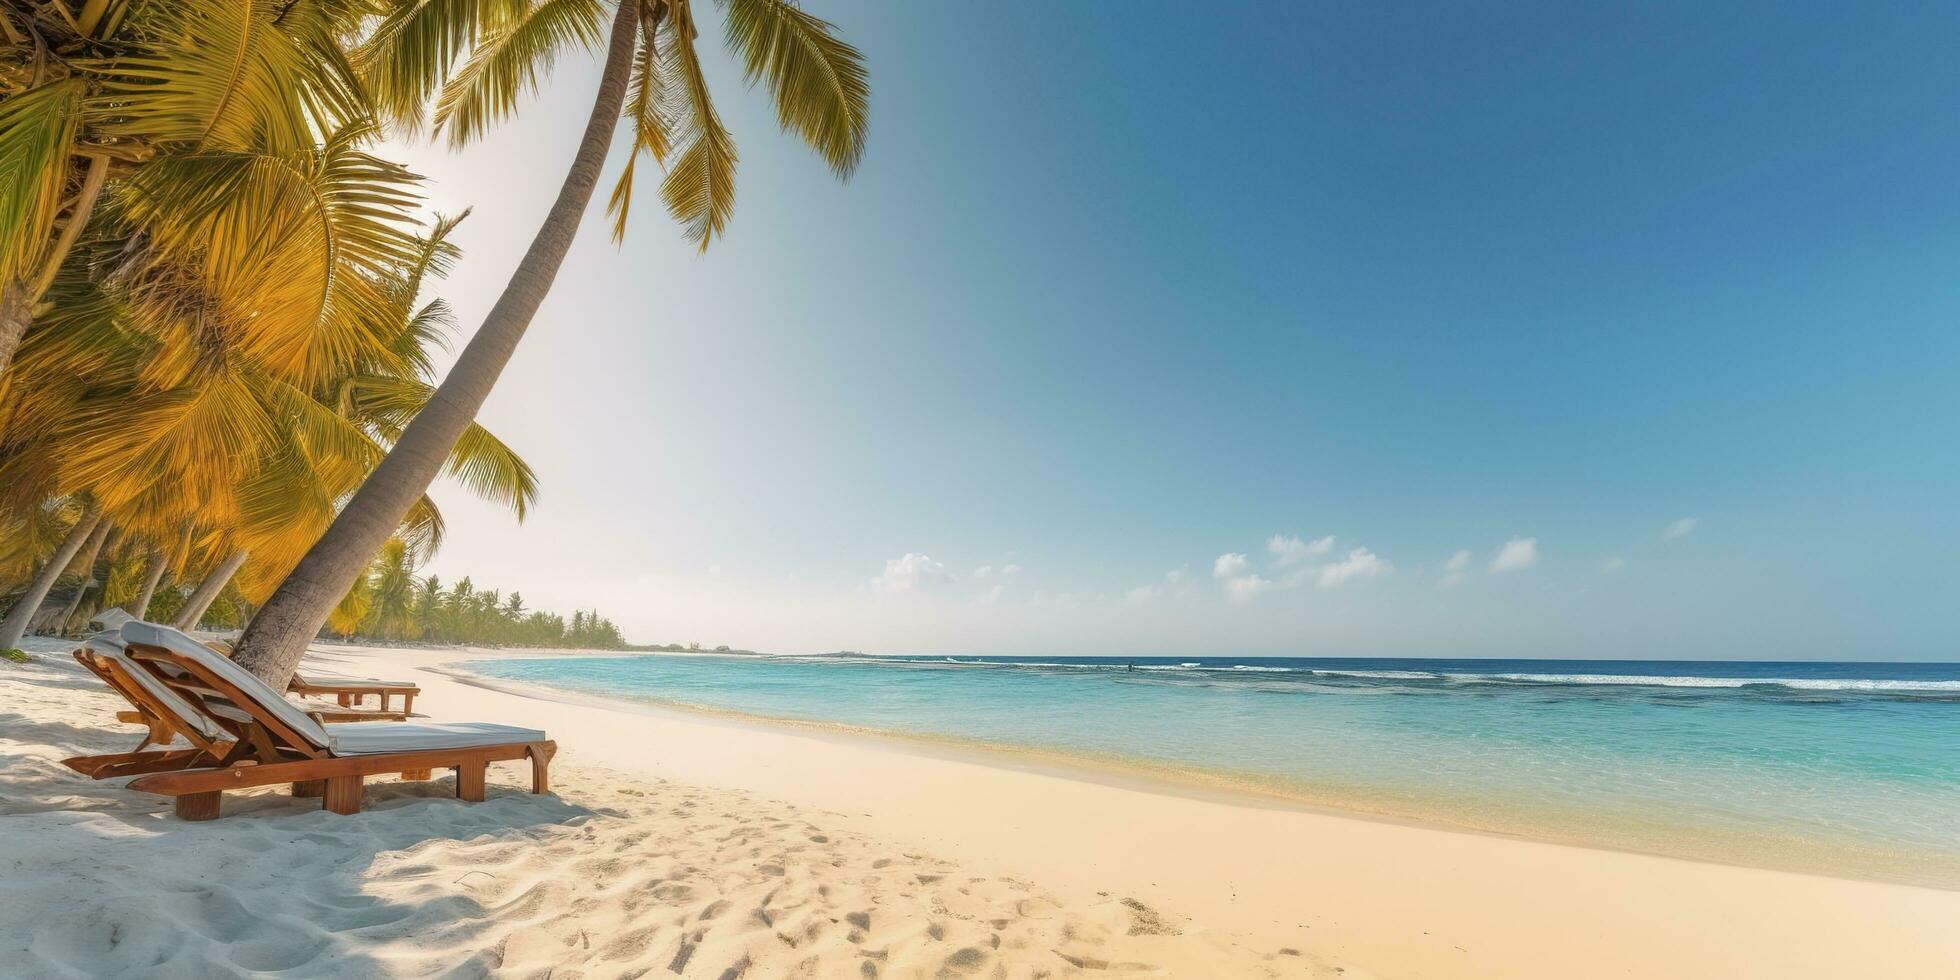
[202,638,422,713]
[288,672,419,714]
[69,636,404,779]
[75,622,553,821]
[67,640,237,779]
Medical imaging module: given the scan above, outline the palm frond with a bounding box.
[115,127,423,387]
[399,494,446,560]
[432,0,608,148]
[606,20,671,242]
[340,373,539,519]
[660,20,738,251]
[393,298,455,378]
[718,0,867,177]
[358,0,530,133]
[88,0,366,153]
[0,79,83,285]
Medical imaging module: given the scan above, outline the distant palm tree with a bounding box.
[363,538,420,640]
[233,0,870,685]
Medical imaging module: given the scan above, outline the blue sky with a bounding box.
[394,1,1959,659]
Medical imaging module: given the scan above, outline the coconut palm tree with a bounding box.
[0,502,99,651]
[231,0,869,685]
[0,0,377,377]
[362,537,421,640]
[0,192,538,643]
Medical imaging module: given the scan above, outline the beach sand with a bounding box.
[4,641,1956,978]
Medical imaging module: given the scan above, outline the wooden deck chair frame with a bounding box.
[120,641,552,821]
[65,647,238,780]
[203,639,420,713]
[289,674,418,714]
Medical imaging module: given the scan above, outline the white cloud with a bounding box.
[1267,534,1335,567]
[1213,553,1249,579]
[872,553,952,592]
[1439,549,1472,588]
[1599,557,1626,574]
[1122,585,1160,605]
[972,565,993,579]
[1165,569,1185,585]
[1662,517,1698,541]
[1000,563,1023,577]
[1317,548,1391,587]
[1489,537,1539,573]
[1223,574,1277,603]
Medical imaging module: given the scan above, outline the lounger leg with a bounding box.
[456,761,486,802]
[401,693,415,715]
[337,693,352,707]
[176,792,220,821]
[400,768,433,781]
[527,743,551,794]
[323,775,363,815]
[292,779,326,798]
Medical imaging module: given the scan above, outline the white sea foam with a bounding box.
[1447,673,1960,693]
[841,657,1960,694]
[1312,669,1443,681]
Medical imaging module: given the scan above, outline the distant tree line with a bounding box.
[322,539,627,649]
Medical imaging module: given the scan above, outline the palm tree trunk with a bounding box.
[174,550,248,631]
[1,155,110,379]
[0,279,29,379]
[53,523,115,634]
[129,547,169,619]
[229,0,642,687]
[0,510,102,651]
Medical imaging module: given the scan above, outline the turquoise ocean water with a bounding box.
[462,654,1960,887]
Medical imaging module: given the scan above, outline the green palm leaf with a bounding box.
[660,20,738,251]
[88,0,366,154]
[433,0,608,148]
[718,0,868,177]
[0,79,83,285]
[360,0,530,133]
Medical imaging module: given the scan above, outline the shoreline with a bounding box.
[13,639,1959,978]
[435,652,1960,892]
[335,644,1959,978]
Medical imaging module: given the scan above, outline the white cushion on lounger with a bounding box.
[83,632,226,741]
[326,721,545,756]
[200,697,368,724]
[120,620,333,749]
[89,608,134,631]
[293,669,419,689]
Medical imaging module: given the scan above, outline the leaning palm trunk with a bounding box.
[0,280,29,378]
[0,154,111,378]
[229,1,643,687]
[174,550,249,631]
[0,510,102,651]
[129,547,169,619]
[52,523,115,633]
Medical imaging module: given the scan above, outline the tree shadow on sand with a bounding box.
[1,656,626,977]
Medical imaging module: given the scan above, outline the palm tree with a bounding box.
[0,0,378,376]
[232,0,869,685]
[0,502,98,652]
[362,537,420,640]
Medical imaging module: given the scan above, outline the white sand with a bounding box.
[4,640,1957,978]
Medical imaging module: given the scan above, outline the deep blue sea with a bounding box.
[463,653,1960,886]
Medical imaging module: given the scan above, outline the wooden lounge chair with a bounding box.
[86,622,554,821]
[201,637,421,714]
[66,633,239,779]
[69,632,418,781]
[99,629,416,723]
[288,669,419,714]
